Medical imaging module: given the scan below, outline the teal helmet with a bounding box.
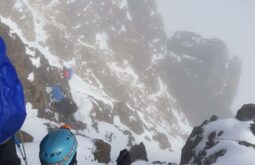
[39,128,78,165]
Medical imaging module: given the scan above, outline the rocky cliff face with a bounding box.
[0,0,241,163]
[160,31,241,125]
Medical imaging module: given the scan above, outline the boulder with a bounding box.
[152,132,171,149]
[250,123,255,136]
[236,104,255,121]
[180,126,204,164]
[116,149,131,165]
[180,116,228,165]
[130,142,148,163]
[93,139,111,164]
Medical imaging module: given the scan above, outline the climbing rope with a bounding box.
[14,131,28,165]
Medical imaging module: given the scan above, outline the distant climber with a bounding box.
[62,66,73,80]
[50,83,77,123]
[0,37,26,164]
[51,97,77,123]
[39,125,78,165]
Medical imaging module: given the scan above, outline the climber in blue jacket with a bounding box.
[0,37,27,165]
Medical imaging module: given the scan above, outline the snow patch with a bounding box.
[120,25,127,32]
[48,0,60,8]
[95,32,109,50]
[77,38,96,49]
[72,23,82,29]
[27,72,34,81]
[152,38,160,43]
[126,11,132,21]
[182,54,197,60]
[25,47,35,56]
[69,74,114,107]
[63,58,76,67]
[108,61,145,89]
[169,51,182,63]
[30,57,40,68]
[172,108,192,133]
[150,11,155,16]
[119,0,127,9]
[13,1,24,12]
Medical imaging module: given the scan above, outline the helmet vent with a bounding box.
[50,153,55,157]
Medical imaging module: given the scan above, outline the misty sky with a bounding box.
[157,0,255,113]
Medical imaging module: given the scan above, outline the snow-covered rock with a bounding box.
[180,112,255,165]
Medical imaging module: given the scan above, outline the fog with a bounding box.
[157,0,255,113]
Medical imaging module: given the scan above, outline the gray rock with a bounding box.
[130,142,148,163]
[236,104,255,121]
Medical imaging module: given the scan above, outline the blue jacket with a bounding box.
[52,85,64,102]
[0,37,26,144]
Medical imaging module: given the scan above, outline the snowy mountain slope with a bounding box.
[0,20,190,164]
[19,73,187,164]
[21,103,103,165]
[0,0,241,164]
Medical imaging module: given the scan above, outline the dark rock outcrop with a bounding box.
[250,123,255,136]
[116,142,148,164]
[116,149,131,165]
[113,102,144,135]
[236,104,255,121]
[180,116,224,165]
[93,139,111,164]
[152,132,171,149]
[180,125,204,164]
[160,31,242,125]
[238,140,255,149]
[90,99,114,124]
[203,149,226,165]
[130,142,148,163]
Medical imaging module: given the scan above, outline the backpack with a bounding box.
[0,37,26,144]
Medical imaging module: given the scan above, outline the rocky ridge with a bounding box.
[180,104,255,165]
